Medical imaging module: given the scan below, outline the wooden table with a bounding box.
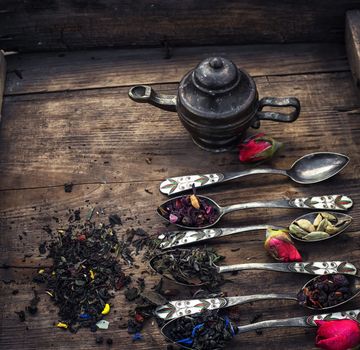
[1,41,360,349]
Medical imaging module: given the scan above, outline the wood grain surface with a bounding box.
[1,42,360,350]
[1,1,360,52]
[346,10,360,95]
[0,51,6,121]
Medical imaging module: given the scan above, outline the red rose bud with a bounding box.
[264,228,302,262]
[315,320,360,350]
[238,133,282,163]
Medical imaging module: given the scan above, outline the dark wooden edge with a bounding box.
[0,51,6,121]
[346,10,360,95]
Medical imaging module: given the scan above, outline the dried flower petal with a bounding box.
[190,195,200,209]
[101,303,110,315]
[169,214,178,224]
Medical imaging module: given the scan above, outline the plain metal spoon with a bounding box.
[161,308,360,350]
[159,152,349,195]
[157,212,352,249]
[156,274,360,321]
[157,194,353,229]
[149,249,357,287]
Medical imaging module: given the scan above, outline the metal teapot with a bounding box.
[128,57,300,152]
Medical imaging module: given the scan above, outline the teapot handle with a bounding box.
[128,85,177,112]
[252,97,300,128]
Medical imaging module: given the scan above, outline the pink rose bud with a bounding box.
[238,133,282,163]
[264,228,302,262]
[315,320,360,350]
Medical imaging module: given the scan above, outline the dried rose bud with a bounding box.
[315,320,360,350]
[264,228,302,262]
[238,133,282,163]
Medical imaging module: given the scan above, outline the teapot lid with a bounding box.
[192,57,240,94]
[178,56,257,120]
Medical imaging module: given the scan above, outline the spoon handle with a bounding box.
[222,194,353,214]
[158,225,270,249]
[237,309,360,334]
[217,261,357,275]
[159,168,286,195]
[155,294,297,321]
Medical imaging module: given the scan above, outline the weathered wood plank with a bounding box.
[5,43,348,95]
[1,1,360,52]
[0,71,359,190]
[346,10,360,95]
[0,51,6,121]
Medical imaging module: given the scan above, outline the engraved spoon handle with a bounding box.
[221,194,353,214]
[217,261,357,275]
[158,225,270,249]
[159,168,286,195]
[237,309,360,334]
[155,294,297,321]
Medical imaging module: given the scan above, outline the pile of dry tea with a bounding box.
[164,310,237,350]
[34,211,129,333]
[297,274,352,309]
[151,248,224,288]
[158,194,219,228]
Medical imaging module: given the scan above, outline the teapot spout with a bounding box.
[128,85,177,112]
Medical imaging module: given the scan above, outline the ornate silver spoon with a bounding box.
[157,194,353,229]
[161,308,360,350]
[158,212,352,248]
[160,152,349,195]
[150,250,357,287]
[156,274,360,320]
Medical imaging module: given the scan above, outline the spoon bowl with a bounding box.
[298,273,360,311]
[287,152,349,184]
[288,211,352,242]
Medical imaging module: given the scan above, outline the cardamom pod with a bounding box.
[296,219,315,232]
[303,231,330,241]
[317,218,330,232]
[313,213,323,227]
[319,212,337,222]
[289,223,309,238]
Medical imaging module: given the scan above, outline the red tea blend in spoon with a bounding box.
[158,191,220,228]
[297,274,354,309]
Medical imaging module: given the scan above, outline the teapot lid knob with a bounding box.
[192,57,240,94]
[209,57,223,69]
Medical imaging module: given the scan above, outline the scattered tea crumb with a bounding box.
[26,290,40,315]
[109,214,122,226]
[125,287,139,301]
[64,183,74,193]
[144,188,153,195]
[95,336,104,344]
[38,242,46,255]
[250,313,263,323]
[145,157,152,164]
[15,310,26,322]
